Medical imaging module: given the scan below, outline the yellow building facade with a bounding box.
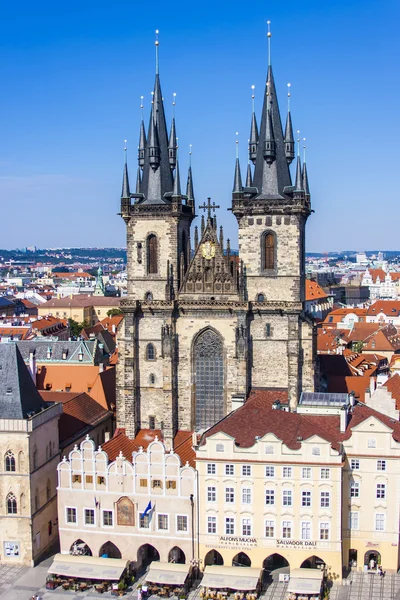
[195,390,400,581]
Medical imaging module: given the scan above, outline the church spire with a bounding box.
[246,162,253,187]
[168,94,177,169]
[233,135,243,192]
[251,23,292,199]
[302,141,310,198]
[172,159,181,196]
[138,97,146,168]
[139,31,174,204]
[249,86,258,164]
[294,133,303,192]
[284,83,295,164]
[135,167,142,194]
[121,145,130,199]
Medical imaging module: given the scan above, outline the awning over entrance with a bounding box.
[201,566,261,591]
[146,562,190,586]
[48,554,129,581]
[287,568,323,595]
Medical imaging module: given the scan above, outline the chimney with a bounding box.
[112,324,116,334]
[29,349,36,386]
[104,431,111,442]
[340,405,348,433]
[99,363,104,373]
[370,377,376,394]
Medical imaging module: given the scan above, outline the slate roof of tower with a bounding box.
[0,343,47,419]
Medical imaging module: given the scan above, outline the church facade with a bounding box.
[117,40,316,447]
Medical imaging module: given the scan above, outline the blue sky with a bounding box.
[0,0,399,252]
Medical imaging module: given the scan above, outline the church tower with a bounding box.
[231,26,315,408]
[117,36,195,444]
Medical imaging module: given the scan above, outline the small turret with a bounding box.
[186,165,195,207]
[249,113,259,164]
[302,144,310,199]
[295,156,303,192]
[168,117,177,169]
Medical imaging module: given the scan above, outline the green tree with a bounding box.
[68,318,89,337]
[106,308,122,317]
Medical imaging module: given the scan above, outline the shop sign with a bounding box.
[217,536,258,549]
[276,539,317,549]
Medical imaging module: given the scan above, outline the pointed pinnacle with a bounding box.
[135,167,142,194]
[138,120,146,167]
[233,158,243,192]
[246,163,253,187]
[302,161,310,196]
[168,117,177,169]
[173,159,181,196]
[121,162,130,199]
[295,155,303,191]
[186,165,195,203]
[284,111,295,164]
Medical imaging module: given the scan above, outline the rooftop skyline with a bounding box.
[1,0,399,251]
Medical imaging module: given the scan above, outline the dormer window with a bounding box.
[78,351,84,361]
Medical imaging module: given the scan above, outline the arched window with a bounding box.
[257,293,265,302]
[145,291,153,303]
[146,343,156,361]
[46,479,51,502]
[6,493,17,515]
[263,232,275,271]
[147,235,158,274]
[5,451,15,472]
[194,329,224,430]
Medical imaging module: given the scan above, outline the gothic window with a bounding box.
[5,451,15,472]
[147,234,158,274]
[146,343,156,361]
[262,232,276,271]
[194,329,224,430]
[149,373,156,385]
[265,323,271,337]
[257,293,265,302]
[145,291,153,303]
[7,492,17,514]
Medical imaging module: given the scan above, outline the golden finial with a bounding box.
[189,144,192,167]
[297,130,300,157]
[251,84,255,113]
[236,132,239,159]
[124,140,128,163]
[303,137,307,163]
[287,83,291,112]
[140,96,144,120]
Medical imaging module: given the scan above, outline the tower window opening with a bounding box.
[147,234,158,274]
[263,232,275,271]
[146,343,156,361]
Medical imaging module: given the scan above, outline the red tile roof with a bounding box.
[305,280,330,301]
[40,296,120,309]
[367,269,387,283]
[102,429,195,467]
[367,301,400,317]
[201,388,400,449]
[40,390,112,445]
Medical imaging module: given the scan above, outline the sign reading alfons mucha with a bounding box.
[205,536,258,549]
[201,241,216,260]
[116,496,135,526]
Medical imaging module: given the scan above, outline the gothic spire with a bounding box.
[135,167,142,194]
[302,144,310,197]
[252,54,292,198]
[121,148,130,199]
[139,33,174,204]
[284,85,295,165]
[295,154,303,191]
[168,116,177,169]
[249,86,259,164]
[186,165,195,205]
[246,163,253,187]
[138,118,146,168]
[233,158,243,192]
[172,159,181,196]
